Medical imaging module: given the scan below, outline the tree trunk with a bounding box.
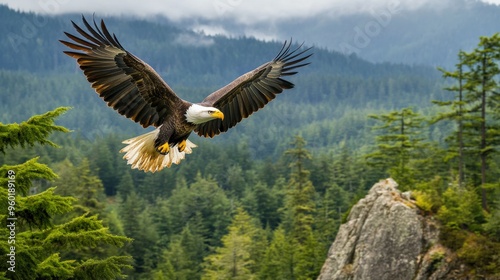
[458,63,464,187]
[480,55,488,211]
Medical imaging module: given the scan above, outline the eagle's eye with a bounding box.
[208,110,214,114]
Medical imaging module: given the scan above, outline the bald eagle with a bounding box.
[61,16,312,172]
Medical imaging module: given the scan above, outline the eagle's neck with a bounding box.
[185,104,214,125]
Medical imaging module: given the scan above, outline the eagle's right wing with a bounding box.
[61,16,183,128]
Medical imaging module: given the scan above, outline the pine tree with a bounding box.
[152,220,207,279]
[432,51,470,187]
[119,191,159,275]
[366,107,426,189]
[89,139,116,196]
[315,182,347,248]
[283,135,316,244]
[202,208,263,280]
[258,227,296,280]
[0,107,70,153]
[224,164,247,199]
[242,181,281,229]
[276,136,323,280]
[55,158,106,217]
[0,107,132,280]
[116,170,134,199]
[52,157,122,262]
[294,232,324,280]
[461,33,500,210]
[437,183,484,230]
[178,225,207,277]
[167,173,232,247]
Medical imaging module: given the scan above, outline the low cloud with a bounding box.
[173,33,215,47]
[2,0,491,24]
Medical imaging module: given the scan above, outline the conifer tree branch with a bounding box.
[0,107,71,153]
[74,256,133,280]
[0,157,58,195]
[35,253,76,279]
[16,187,75,229]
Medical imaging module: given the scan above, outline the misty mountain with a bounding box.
[302,0,500,66]
[174,0,500,67]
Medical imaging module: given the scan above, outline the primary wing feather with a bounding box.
[60,16,182,128]
[195,40,312,137]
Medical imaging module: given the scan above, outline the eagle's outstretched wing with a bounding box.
[195,41,312,137]
[60,16,183,128]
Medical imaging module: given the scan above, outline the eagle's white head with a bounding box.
[185,104,224,125]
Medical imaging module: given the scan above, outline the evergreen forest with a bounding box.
[0,6,499,279]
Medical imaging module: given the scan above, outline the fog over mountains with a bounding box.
[0,0,500,66]
[2,0,499,67]
[175,0,500,67]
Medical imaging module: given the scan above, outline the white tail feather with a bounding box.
[120,128,196,172]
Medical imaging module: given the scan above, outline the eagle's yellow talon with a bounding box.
[178,140,187,152]
[157,142,170,154]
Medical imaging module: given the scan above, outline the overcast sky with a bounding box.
[3,0,500,24]
[2,0,499,41]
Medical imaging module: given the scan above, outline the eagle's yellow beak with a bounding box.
[211,110,224,120]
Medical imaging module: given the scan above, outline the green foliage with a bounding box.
[413,190,436,213]
[433,33,500,210]
[73,256,133,280]
[35,253,75,279]
[428,249,446,271]
[294,232,324,280]
[457,233,500,275]
[484,207,500,240]
[258,228,296,280]
[153,225,206,280]
[44,214,130,249]
[413,176,445,213]
[16,187,75,229]
[0,108,132,280]
[0,157,58,196]
[0,107,70,153]
[417,33,500,278]
[167,173,232,247]
[366,107,427,189]
[241,181,281,229]
[437,185,484,230]
[441,228,468,255]
[432,53,470,186]
[118,191,159,274]
[54,158,107,216]
[284,136,316,243]
[202,208,260,280]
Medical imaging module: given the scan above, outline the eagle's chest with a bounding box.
[158,111,195,144]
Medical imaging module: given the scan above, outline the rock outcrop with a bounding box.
[318,178,452,280]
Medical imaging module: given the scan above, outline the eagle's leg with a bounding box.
[178,139,187,152]
[155,124,174,155]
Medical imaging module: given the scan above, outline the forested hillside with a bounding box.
[1,5,499,279]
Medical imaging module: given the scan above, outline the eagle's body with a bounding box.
[61,16,312,172]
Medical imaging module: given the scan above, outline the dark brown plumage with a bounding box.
[61,16,312,172]
[196,41,312,137]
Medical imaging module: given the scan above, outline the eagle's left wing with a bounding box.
[195,41,312,138]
